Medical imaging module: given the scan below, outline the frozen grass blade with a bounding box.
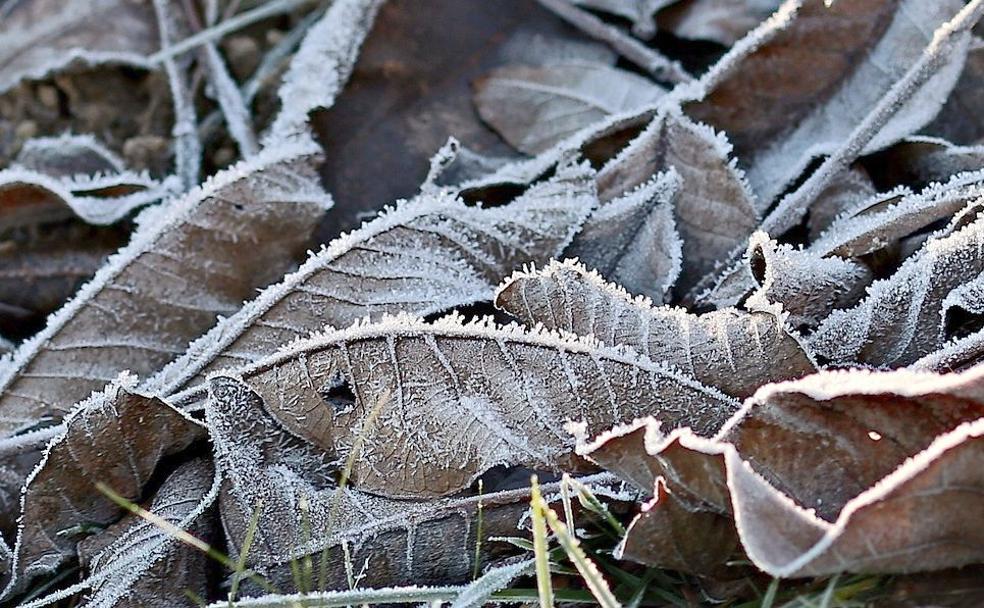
[529,476,555,608]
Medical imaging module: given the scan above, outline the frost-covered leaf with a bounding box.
[581,364,984,576]
[657,0,783,46]
[0,377,205,597]
[913,273,984,371]
[684,0,969,205]
[0,166,180,225]
[474,61,666,155]
[744,232,872,331]
[495,259,815,399]
[570,0,669,38]
[0,140,330,437]
[596,107,758,290]
[266,0,384,144]
[0,0,159,95]
[206,376,620,589]
[567,169,682,302]
[15,134,125,177]
[811,210,984,366]
[868,137,984,187]
[149,162,597,405]
[498,31,617,66]
[77,458,215,608]
[222,312,737,498]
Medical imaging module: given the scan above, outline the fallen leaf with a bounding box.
[77,458,216,608]
[148,161,597,405]
[657,0,782,46]
[924,39,984,145]
[581,364,984,576]
[0,140,330,437]
[495,258,815,399]
[684,0,969,205]
[206,375,623,590]
[224,311,738,498]
[811,209,984,366]
[570,0,668,38]
[596,107,759,290]
[0,376,205,597]
[474,61,665,155]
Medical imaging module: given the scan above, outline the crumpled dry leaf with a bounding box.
[494,258,815,399]
[743,232,873,331]
[0,140,330,437]
[0,376,205,598]
[0,0,159,96]
[867,136,984,187]
[149,161,597,405]
[206,375,622,590]
[581,364,984,577]
[811,209,984,367]
[567,169,682,302]
[684,0,968,205]
[15,133,124,177]
[474,61,665,155]
[596,107,759,290]
[223,311,738,498]
[77,458,216,608]
[913,273,984,371]
[807,166,877,240]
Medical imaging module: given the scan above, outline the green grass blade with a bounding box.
[530,476,555,608]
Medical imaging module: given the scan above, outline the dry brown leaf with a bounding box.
[0,140,330,437]
[495,258,815,399]
[684,0,968,205]
[149,161,597,405]
[0,377,205,597]
[807,167,877,240]
[206,375,622,590]
[77,458,215,608]
[596,107,759,290]
[867,137,984,187]
[924,40,984,145]
[223,311,738,498]
[581,364,984,577]
[473,61,665,155]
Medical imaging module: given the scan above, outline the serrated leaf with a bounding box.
[206,376,620,589]
[495,258,815,399]
[743,232,872,331]
[567,169,682,302]
[597,107,759,290]
[474,61,666,155]
[811,210,984,367]
[220,312,738,498]
[581,364,984,576]
[0,377,205,598]
[77,459,215,608]
[0,140,330,437]
[684,0,969,206]
[148,161,597,405]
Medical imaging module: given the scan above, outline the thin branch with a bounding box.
[535,0,692,85]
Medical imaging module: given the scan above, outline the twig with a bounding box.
[148,0,317,64]
[535,0,692,85]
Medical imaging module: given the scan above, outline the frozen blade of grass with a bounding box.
[533,479,622,608]
[761,579,780,608]
[202,43,259,156]
[566,475,625,536]
[206,586,465,608]
[818,574,840,608]
[451,559,535,608]
[529,476,555,608]
[472,478,485,581]
[229,500,264,606]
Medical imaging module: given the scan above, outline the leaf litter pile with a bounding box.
[3,0,984,606]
